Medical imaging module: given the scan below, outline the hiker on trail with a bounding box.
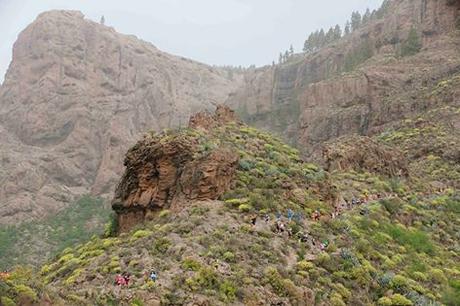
[251,215,257,226]
[115,274,126,286]
[299,232,309,243]
[352,198,357,206]
[150,271,158,282]
[311,210,320,221]
[264,214,270,223]
[122,272,131,286]
[320,240,329,251]
[275,220,285,234]
[287,209,294,221]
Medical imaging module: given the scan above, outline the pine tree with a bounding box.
[401,27,422,56]
[333,25,342,40]
[289,45,294,56]
[100,15,105,25]
[376,0,391,18]
[279,52,283,64]
[284,50,290,61]
[318,29,326,48]
[303,39,309,52]
[351,11,362,31]
[344,21,351,36]
[325,28,335,44]
[362,8,371,24]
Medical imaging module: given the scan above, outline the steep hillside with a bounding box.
[0,10,243,224]
[227,0,460,151]
[1,0,458,225]
[2,103,459,305]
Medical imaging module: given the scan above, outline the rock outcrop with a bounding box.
[0,11,242,223]
[228,0,460,152]
[112,106,239,232]
[314,135,409,177]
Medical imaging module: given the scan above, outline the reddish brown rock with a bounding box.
[112,107,239,232]
[188,105,238,130]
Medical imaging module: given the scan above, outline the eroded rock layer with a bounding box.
[112,107,239,232]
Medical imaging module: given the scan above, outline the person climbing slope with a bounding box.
[150,271,158,282]
[115,274,126,286]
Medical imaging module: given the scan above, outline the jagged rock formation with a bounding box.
[112,106,239,232]
[228,0,460,151]
[0,11,242,224]
[315,135,409,177]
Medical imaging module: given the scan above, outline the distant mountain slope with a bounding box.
[0,10,243,224]
[228,0,460,151]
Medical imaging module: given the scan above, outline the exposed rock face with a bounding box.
[0,11,242,223]
[228,0,460,152]
[315,135,409,177]
[112,106,239,232]
[189,104,239,130]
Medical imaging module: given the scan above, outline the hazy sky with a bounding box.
[0,0,383,83]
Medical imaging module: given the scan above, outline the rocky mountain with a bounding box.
[228,0,460,151]
[0,10,243,224]
[1,0,458,225]
[2,101,459,305]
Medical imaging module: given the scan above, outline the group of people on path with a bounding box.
[114,270,157,287]
[247,192,399,252]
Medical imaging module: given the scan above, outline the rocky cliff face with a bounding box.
[0,11,242,223]
[228,0,460,152]
[1,0,459,224]
[112,106,240,232]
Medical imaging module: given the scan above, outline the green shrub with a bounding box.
[377,296,393,306]
[389,293,413,305]
[0,297,16,306]
[391,275,408,290]
[264,267,285,295]
[238,204,253,212]
[131,229,153,241]
[411,271,428,282]
[222,251,235,263]
[442,280,460,306]
[131,298,145,306]
[14,284,38,302]
[381,198,401,215]
[153,238,171,253]
[194,267,219,290]
[330,294,346,306]
[430,268,447,284]
[219,280,237,302]
[297,260,314,271]
[182,258,202,271]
